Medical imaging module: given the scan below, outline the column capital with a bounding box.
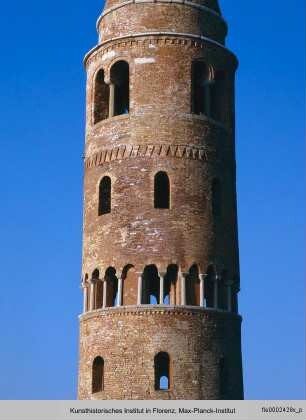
[199,273,208,280]
[158,272,167,278]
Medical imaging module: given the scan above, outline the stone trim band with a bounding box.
[84,32,238,67]
[84,143,218,169]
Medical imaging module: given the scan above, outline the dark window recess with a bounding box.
[154,352,170,391]
[154,172,170,209]
[92,357,104,393]
[94,69,109,124]
[191,61,210,115]
[98,176,111,215]
[110,61,129,116]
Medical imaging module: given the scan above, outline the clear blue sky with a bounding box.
[0,0,304,400]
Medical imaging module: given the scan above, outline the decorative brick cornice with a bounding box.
[79,305,242,321]
[84,143,219,169]
[84,33,238,68]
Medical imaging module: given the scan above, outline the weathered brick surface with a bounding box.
[78,0,243,400]
[78,307,243,400]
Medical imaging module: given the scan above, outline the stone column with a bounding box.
[117,275,123,307]
[227,283,233,312]
[103,280,107,308]
[180,273,187,306]
[159,273,165,305]
[137,275,143,305]
[214,274,219,310]
[89,280,95,311]
[199,274,206,308]
[82,283,88,313]
[109,83,115,117]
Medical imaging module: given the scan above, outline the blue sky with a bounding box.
[0,0,304,400]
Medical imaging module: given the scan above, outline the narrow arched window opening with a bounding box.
[154,352,170,391]
[105,267,118,307]
[191,61,211,116]
[142,265,159,305]
[92,356,104,393]
[154,172,170,209]
[98,176,111,215]
[212,178,221,218]
[94,69,109,124]
[110,61,129,116]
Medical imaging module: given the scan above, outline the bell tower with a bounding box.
[78,0,244,400]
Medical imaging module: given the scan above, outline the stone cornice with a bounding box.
[84,143,219,169]
[79,305,242,321]
[84,32,238,68]
[96,0,227,28]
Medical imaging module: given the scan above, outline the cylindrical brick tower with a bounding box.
[78,0,244,400]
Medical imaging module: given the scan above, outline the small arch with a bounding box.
[142,265,159,305]
[98,176,111,216]
[92,269,103,310]
[105,267,118,307]
[205,265,215,308]
[92,356,104,393]
[154,352,170,391]
[110,60,129,116]
[164,264,179,305]
[122,264,137,306]
[191,61,212,116]
[186,264,200,306]
[212,178,222,218]
[154,172,170,209]
[94,69,109,124]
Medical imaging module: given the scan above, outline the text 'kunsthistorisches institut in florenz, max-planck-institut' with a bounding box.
[78,0,244,400]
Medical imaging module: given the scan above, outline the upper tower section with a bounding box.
[96,0,227,45]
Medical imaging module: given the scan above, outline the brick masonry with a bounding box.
[78,0,244,400]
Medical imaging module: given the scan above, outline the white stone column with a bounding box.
[159,274,165,305]
[180,273,186,306]
[117,275,123,307]
[214,274,219,310]
[90,280,95,311]
[109,83,115,117]
[199,274,206,308]
[137,275,143,305]
[227,283,232,312]
[82,284,88,313]
[102,280,107,308]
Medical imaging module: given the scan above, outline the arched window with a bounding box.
[154,172,170,209]
[105,267,118,307]
[92,356,104,393]
[98,176,111,216]
[154,352,170,391]
[142,265,159,305]
[212,178,221,217]
[191,61,211,116]
[94,69,109,124]
[186,264,200,306]
[110,61,129,116]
